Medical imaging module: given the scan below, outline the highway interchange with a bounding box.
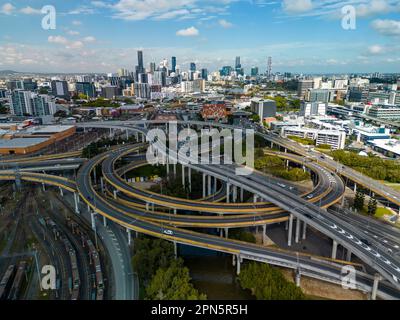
[2,120,400,299]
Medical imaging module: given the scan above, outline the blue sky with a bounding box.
[0,0,399,74]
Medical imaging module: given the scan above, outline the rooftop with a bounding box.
[0,137,49,148]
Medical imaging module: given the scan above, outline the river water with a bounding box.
[180,244,254,300]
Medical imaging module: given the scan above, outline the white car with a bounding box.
[163,229,174,236]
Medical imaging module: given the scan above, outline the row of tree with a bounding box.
[331,150,400,183]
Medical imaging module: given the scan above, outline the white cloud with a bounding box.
[368,44,385,54]
[72,20,83,26]
[83,36,96,42]
[1,3,15,15]
[67,30,80,36]
[371,19,400,36]
[219,19,233,28]
[20,6,42,15]
[282,0,313,13]
[48,36,69,46]
[176,26,199,36]
[48,36,87,49]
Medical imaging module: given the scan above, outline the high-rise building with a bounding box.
[201,68,208,80]
[251,67,259,77]
[11,90,32,115]
[190,62,196,72]
[149,62,156,74]
[138,50,144,73]
[297,80,314,98]
[172,57,177,73]
[51,80,70,100]
[134,83,151,99]
[11,91,56,116]
[235,56,241,69]
[267,57,272,78]
[220,66,233,77]
[101,86,120,99]
[75,82,96,98]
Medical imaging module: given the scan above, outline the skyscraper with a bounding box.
[235,56,241,69]
[172,57,177,73]
[201,68,208,80]
[190,62,196,72]
[267,57,272,78]
[251,67,259,77]
[137,50,144,73]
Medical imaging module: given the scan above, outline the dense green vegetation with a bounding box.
[239,262,306,300]
[255,155,311,182]
[331,150,400,183]
[353,190,365,212]
[287,135,315,146]
[146,259,207,300]
[0,102,8,114]
[81,136,138,158]
[132,236,206,300]
[265,96,301,112]
[81,98,120,108]
[229,229,257,243]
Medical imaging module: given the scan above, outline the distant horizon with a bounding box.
[1,1,400,74]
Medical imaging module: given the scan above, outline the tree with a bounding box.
[0,102,8,114]
[239,262,306,300]
[367,198,378,216]
[146,259,206,300]
[354,191,365,212]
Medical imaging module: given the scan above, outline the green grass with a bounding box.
[375,207,393,219]
[385,183,400,192]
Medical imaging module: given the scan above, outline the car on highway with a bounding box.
[361,239,372,246]
[163,229,174,236]
[306,194,314,199]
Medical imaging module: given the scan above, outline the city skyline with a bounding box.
[0,0,399,73]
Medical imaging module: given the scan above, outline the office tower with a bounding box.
[297,80,314,98]
[190,62,196,72]
[220,66,233,77]
[235,56,241,69]
[201,68,208,80]
[153,71,167,87]
[101,86,120,99]
[172,57,177,73]
[138,50,144,73]
[267,57,272,78]
[134,83,151,99]
[51,80,70,100]
[75,82,96,98]
[149,62,156,74]
[251,67,259,77]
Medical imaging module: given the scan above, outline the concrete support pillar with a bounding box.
[219,228,223,237]
[346,249,352,262]
[174,209,177,215]
[302,221,307,240]
[225,228,229,239]
[182,165,185,187]
[288,214,294,247]
[100,177,104,193]
[174,241,178,258]
[113,190,118,200]
[253,195,258,203]
[90,212,96,231]
[354,183,357,193]
[232,255,236,266]
[232,186,237,203]
[332,240,338,260]
[240,188,244,203]
[142,133,145,143]
[166,160,170,177]
[146,202,150,211]
[173,163,176,177]
[73,193,80,214]
[207,175,211,196]
[226,183,231,203]
[188,167,192,192]
[59,187,64,197]
[371,274,381,300]
[42,182,46,192]
[202,173,206,198]
[212,176,217,193]
[127,228,131,246]
[262,224,267,245]
[295,270,301,287]
[236,255,241,275]
[103,216,107,227]
[295,218,301,244]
